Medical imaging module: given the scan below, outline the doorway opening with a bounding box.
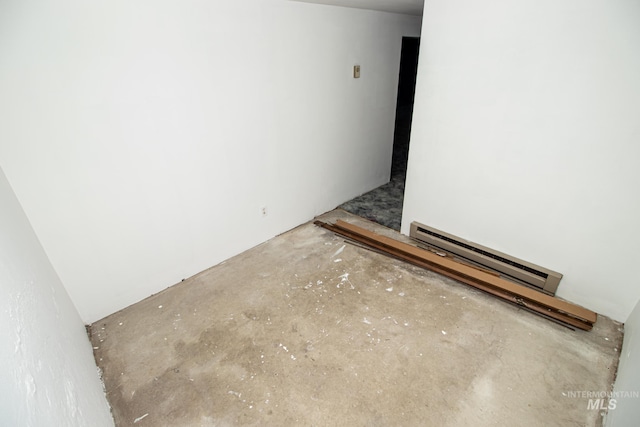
[391,36,420,180]
[339,36,420,230]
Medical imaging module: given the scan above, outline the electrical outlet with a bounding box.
[260,206,268,217]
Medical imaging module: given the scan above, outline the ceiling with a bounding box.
[290,0,424,16]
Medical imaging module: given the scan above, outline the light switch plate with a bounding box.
[353,65,360,78]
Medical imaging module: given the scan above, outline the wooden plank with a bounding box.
[388,250,592,331]
[315,221,593,331]
[417,246,502,278]
[332,220,597,325]
[318,220,593,330]
[316,220,592,330]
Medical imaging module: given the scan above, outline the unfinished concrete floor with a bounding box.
[91,210,623,426]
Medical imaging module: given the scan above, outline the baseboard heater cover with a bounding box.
[410,222,562,295]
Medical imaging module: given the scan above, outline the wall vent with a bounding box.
[410,222,562,295]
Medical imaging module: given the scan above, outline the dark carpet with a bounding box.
[338,175,405,231]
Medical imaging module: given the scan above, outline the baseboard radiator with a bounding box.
[409,222,562,295]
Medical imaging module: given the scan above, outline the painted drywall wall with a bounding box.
[0,167,114,426]
[606,298,640,426]
[402,0,640,321]
[291,0,424,16]
[0,0,421,323]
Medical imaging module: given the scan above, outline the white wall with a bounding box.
[606,298,640,426]
[0,0,421,323]
[402,0,640,322]
[0,167,114,426]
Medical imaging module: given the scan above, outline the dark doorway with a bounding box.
[391,36,420,180]
[338,37,420,231]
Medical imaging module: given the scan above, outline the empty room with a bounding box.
[1,0,639,426]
